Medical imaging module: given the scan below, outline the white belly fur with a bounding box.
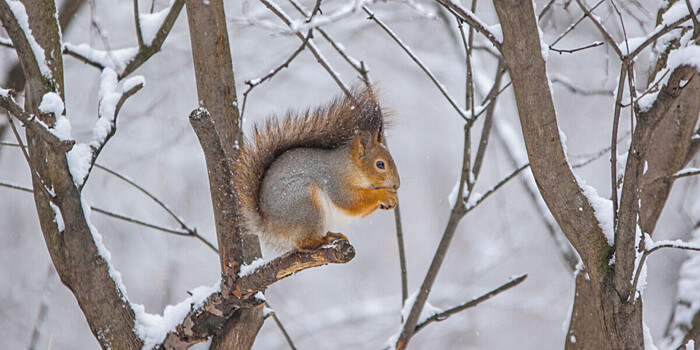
[315,189,361,232]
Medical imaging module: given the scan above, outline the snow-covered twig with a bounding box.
[671,167,700,179]
[631,236,700,300]
[77,72,144,188]
[0,92,75,152]
[434,0,502,49]
[259,0,351,97]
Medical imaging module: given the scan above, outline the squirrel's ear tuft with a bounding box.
[352,130,373,158]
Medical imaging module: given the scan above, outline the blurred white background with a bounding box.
[1,0,695,349]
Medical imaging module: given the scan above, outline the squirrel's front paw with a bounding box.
[379,190,397,210]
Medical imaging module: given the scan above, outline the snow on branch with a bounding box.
[4,1,52,78]
[0,91,75,152]
[259,0,351,96]
[61,0,184,79]
[638,47,700,113]
[73,69,144,188]
[434,0,502,49]
[158,238,356,348]
[631,234,700,302]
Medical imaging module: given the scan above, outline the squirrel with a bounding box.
[233,86,400,252]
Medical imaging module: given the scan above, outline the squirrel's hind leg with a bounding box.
[296,231,349,251]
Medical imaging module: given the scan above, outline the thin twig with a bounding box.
[286,0,370,83]
[550,0,605,48]
[538,0,556,21]
[394,121,473,348]
[133,0,145,48]
[259,0,351,97]
[5,115,57,204]
[686,0,700,37]
[610,64,628,234]
[549,41,603,54]
[363,6,470,122]
[433,0,501,48]
[669,168,700,180]
[575,0,623,58]
[571,130,631,168]
[241,30,312,121]
[631,240,700,300]
[28,265,56,350]
[0,180,218,252]
[414,274,528,333]
[271,312,297,350]
[465,163,530,212]
[550,76,614,96]
[470,61,507,196]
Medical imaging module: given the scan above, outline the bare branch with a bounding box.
[4,115,58,205]
[414,274,528,333]
[434,0,501,48]
[550,0,605,48]
[363,6,470,122]
[0,180,218,252]
[465,163,530,212]
[610,64,628,233]
[259,0,351,97]
[574,0,623,58]
[270,311,298,350]
[549,41,603,54]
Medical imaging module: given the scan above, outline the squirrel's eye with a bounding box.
[376,160,385,169]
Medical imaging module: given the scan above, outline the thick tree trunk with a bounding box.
[185,0,264,348]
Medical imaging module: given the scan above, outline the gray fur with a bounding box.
[258,145,354,250]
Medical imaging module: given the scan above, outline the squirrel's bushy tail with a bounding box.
[233,85,386,235]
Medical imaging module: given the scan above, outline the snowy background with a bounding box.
[1,0,698,349]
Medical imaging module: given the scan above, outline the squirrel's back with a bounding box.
[234,86,388,250]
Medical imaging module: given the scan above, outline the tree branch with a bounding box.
[159,239,355,348]
[79,80,144,188]
[363,6,470,122]
[434,0,501,49]
[414,274,527,333]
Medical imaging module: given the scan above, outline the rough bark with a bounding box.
[185,0,264,348]
[493,1,610,278]
[0,1,143,348]
[494,1,642,348]
[159,238,355,348]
